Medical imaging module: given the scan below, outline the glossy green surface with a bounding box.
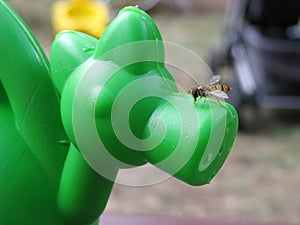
[52,5,238,186]
[0,1,106,225]
[0,2,238,225]
[0,1,67,224]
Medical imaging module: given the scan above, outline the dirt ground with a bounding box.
[6,0,300,224]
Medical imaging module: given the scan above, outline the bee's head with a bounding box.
[198,88,204,95]
[188,87,199,102]
[188,87,197,95]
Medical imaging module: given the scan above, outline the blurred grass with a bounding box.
[4,0,300,224]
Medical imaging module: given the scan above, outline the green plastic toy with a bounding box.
[0,1,238,225]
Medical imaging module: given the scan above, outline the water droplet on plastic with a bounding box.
[83,47,96,52]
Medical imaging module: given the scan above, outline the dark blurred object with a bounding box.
[209,0,300,129]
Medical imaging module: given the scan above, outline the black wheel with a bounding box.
[208,47,227,75]
[207,56,259,131]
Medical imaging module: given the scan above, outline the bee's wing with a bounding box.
[205,75,221,86]
[208,90,228,99]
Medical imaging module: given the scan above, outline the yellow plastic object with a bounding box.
[52,0,110,38]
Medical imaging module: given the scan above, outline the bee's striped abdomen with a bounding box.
[212,85,232,91]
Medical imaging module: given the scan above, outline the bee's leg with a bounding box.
[193,97,201,107]
[216,97,224,106]
[193,97,199,106]
[193,97,197,104]
[217,97,227,108]
[217,98,234,118]
[199,97,207,108]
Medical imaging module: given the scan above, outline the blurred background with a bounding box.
[6,0,300,224]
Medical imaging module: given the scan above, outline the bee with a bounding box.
[188,75,232,103]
